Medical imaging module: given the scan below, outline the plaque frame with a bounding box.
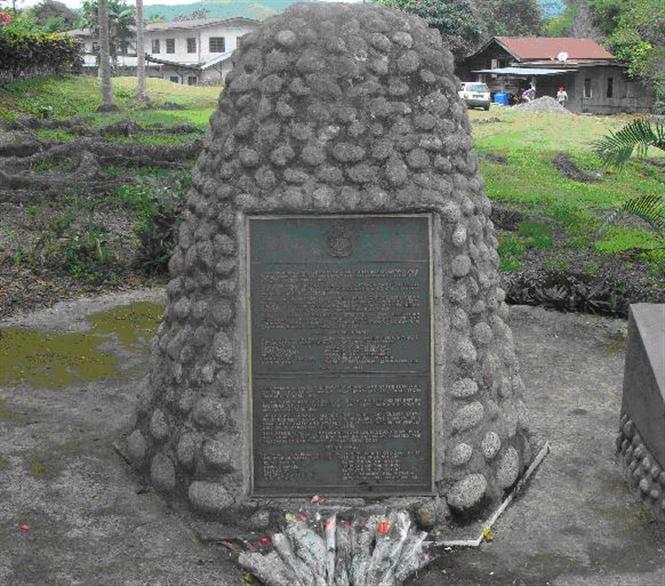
[245,213,436,497]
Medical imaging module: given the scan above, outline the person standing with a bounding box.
[557,85,569,108]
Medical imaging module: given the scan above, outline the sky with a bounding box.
[18,0,358,9]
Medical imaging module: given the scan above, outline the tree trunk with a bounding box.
[136,0,147,101]
[98,0,115,112]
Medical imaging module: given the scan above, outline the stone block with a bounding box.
[622,304,665,468]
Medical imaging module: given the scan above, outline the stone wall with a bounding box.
[122,2,532,526]
[616,414,665,521]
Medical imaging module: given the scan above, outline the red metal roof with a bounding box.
[496,37,615,61]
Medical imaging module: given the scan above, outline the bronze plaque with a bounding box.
[248,215,433,495]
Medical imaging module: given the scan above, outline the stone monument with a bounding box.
[616,304,665,522]
[121,2,532,527]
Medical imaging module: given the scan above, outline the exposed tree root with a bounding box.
[1,138,202,171]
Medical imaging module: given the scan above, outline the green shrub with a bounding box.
[0,30,81,84]
[114,172,189,274]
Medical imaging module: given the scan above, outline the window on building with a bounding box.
[169,75,180,83]
[92,41,100,52]
[151,39,160,54]
[607,77,614,98]
[187,75,198,86]
[187,37,196,53]
[209,37,226,53]
[584,78,592,98]
[166,38,175,54]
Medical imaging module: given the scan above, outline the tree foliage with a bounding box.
[592,0,665,110]
[482,0,543,37]
[80,0,135,61]
[376,0,484,57]
[29,0,77,32]
[376,0,544,56]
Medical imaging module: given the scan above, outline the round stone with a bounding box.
[213,331,233,364]
[276,29,297,48]
[447,474,487,513]
[150,408,169,441]
[497,446,520,489]
[406,148,430,168]
[622,420,634,438]
[396,50,420,73]
[385,156,408,185]
[452,401,484,433]
[202,439,235,470]
[150,453,176,493]
[452,224,467,247]
[188,481,234,514]
[126,429,147,464]
[176,433,197,468]
[193,397,226,428]
[392,31,413,48]
[301,144,326,166]
[440,201,461,223]
[449,443,473,466]
[456,339,477,365]
[451,308,469,330]
[481,432,501,460]
[451,378,478,399]
[472,322,493,346]
[452,255,472,277]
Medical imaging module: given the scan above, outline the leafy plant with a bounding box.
[593,118,665,167]
[114,172,189,274]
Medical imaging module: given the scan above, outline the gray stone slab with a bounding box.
[621,303,665,468]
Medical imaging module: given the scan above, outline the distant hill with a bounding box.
[143,0,567,23]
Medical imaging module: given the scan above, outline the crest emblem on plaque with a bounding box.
[325,225,353,258]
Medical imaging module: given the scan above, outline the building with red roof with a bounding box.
[457,37,655,113]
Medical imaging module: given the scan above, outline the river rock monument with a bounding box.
[121,1,532,526]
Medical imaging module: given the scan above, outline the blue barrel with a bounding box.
[494,92,509,105]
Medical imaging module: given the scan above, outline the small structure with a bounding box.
[121,2,533,529]
[67,17,259,84]
[456,36,656,113]
[616,304,665,522]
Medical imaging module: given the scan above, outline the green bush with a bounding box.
[0,29,81,84]
[114,172,189,274]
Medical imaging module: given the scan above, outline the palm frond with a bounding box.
[593,118,665,167]
[597,194,665,238]
[621,194,665,234]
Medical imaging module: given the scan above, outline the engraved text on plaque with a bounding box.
[249,215,432,495]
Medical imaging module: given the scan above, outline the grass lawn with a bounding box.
[468,108,664,274]
[0,75,218,129]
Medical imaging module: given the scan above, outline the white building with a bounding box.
[67,17,259,85]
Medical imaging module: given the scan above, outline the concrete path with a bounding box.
[0,292,663,585]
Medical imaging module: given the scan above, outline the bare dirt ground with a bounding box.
[0,292,663,585]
